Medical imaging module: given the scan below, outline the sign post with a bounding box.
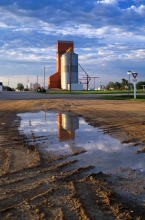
[127,70,132,99]
[132,72,138,99]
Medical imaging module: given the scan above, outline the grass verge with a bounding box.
[45,90,145,95]
[98,95,145,101]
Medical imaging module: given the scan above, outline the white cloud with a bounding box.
[101,0,117,4]
[0,0,145,87]
[130,4,145,14]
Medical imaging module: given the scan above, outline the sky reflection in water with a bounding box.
[18,111,145,173]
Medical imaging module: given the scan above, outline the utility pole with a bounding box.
[8,79,12,88]
[69,52,72,94]
[44,67,45,89]
[27,78,29,89]
[37,75,38,90]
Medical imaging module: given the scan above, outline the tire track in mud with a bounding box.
[0,159,79,195]
[88,173,145,220]
[0,110,103,219]
[0,163,94,206]
[1,99,145,219]
[0,112,95,219]
[68,180,113,220]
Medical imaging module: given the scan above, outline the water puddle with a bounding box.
[18,111,145,173]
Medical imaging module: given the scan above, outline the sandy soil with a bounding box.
[0,98,145,220]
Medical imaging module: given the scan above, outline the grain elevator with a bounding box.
[48,41,83,90]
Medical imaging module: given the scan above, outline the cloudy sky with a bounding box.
[0,0,145,88]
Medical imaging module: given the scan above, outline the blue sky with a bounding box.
[0,0,145,88]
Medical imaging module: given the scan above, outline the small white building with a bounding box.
[88,88,94,90]
[68,83,83,91]
[0,82,3,91]
[33,83,40,91]
[27,83,41,91]
[27,83,33,90]
[96,85,105,90]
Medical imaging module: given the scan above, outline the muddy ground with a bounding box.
[0,98,145,220]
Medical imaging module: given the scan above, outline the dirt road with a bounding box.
[0,98,145,220]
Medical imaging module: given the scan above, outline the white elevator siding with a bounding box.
[61,114,79,131]
[61,52,78,90]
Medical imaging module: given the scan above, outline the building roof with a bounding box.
[57,40,73,43]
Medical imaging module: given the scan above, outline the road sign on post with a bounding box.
[132,72,138,99]
[132,72,138,79]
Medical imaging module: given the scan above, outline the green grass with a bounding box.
[38,90,145,101]
[45,89,145,95]
[98,95,145,101]
[46,90,71,94]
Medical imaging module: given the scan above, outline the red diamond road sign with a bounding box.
[132,72,138,79]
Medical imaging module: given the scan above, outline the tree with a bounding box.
[121,78,128,86]
[136,81,145,90]
[3,86,14,91]
[106,82,115,90]
[16,83,24,91]
[114,82,121,90]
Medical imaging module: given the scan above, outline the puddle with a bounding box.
[18,111,145,174]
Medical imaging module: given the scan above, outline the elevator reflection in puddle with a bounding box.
[18,111,145,173]
[58,113,79,142]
